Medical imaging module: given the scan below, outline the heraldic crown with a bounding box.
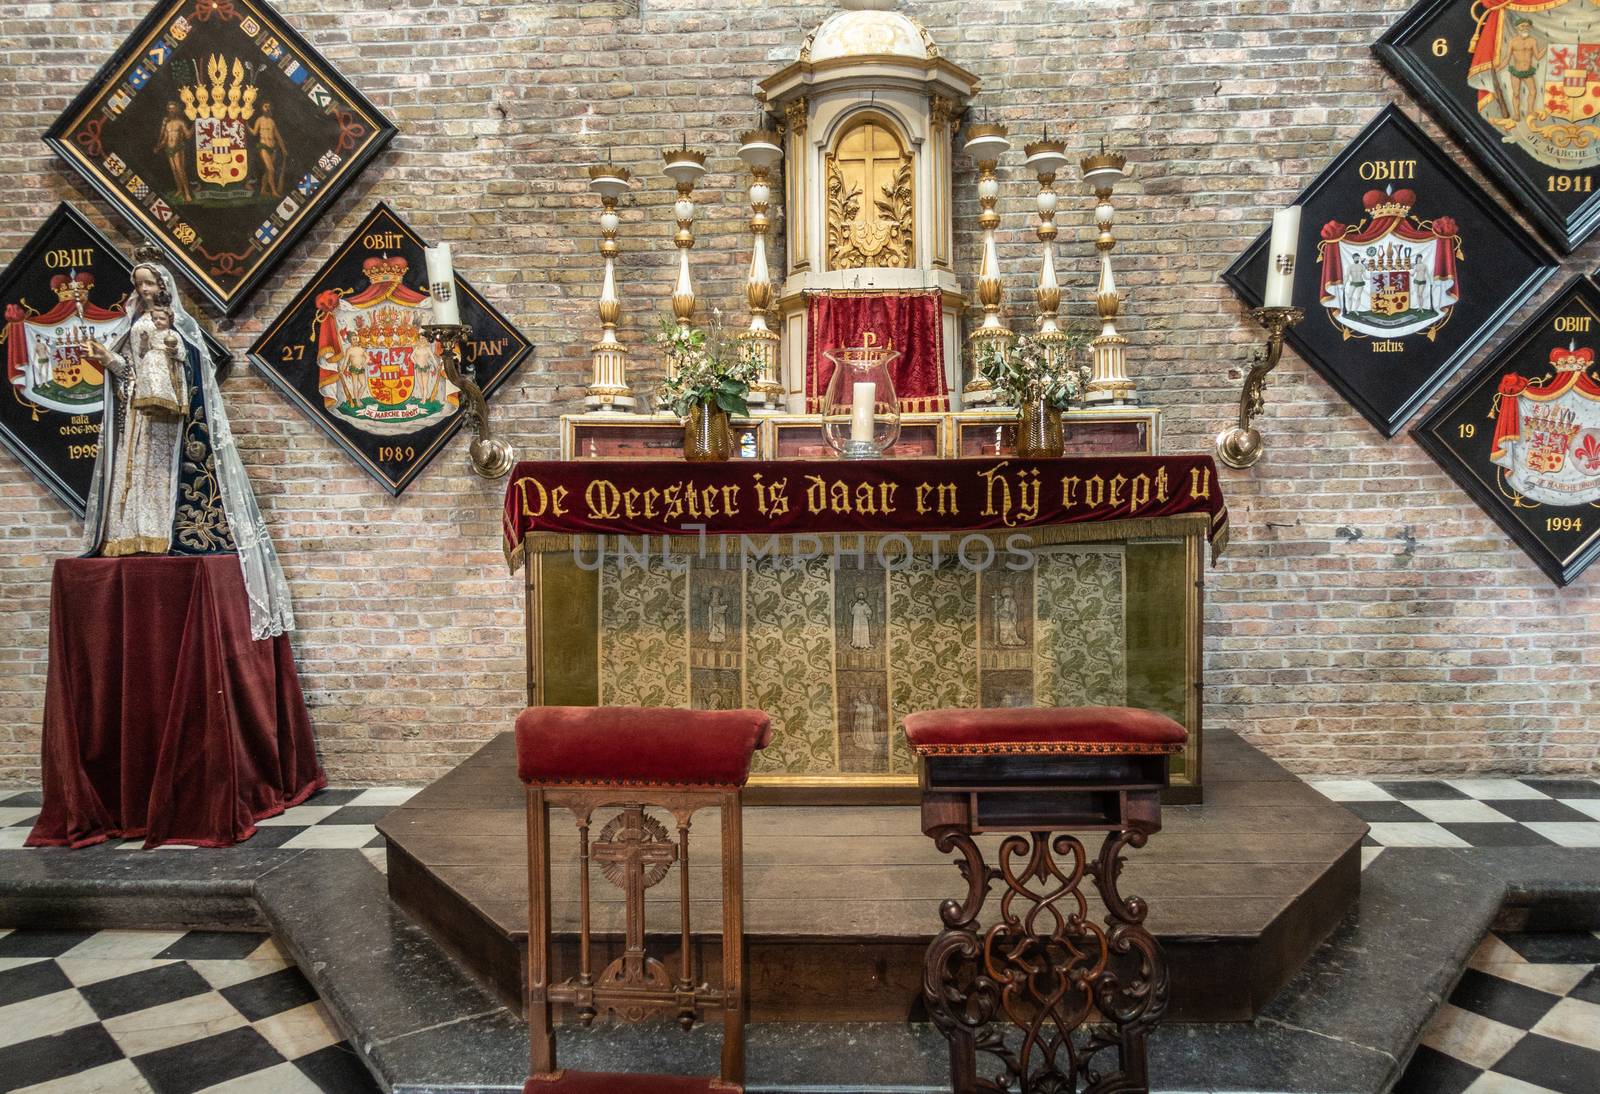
[362,254,409,284]
[1362,186,1416,220]
[49,272,93,301]
[1548,342,1595,374]
[180,55,257,122]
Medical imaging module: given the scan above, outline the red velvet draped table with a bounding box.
[27,556,324,849]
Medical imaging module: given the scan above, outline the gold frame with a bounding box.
[560,407,1161,462]
[952,405,1161,457]
[521,516,1206,803]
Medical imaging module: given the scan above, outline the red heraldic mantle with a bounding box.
[28,556,324,849]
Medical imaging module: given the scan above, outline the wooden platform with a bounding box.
[377,728,1364,1023]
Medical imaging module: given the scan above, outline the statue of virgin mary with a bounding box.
[85,253,294,639]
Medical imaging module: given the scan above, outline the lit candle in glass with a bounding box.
[1262,205,1301,309]
[850,381,876,444]
[425,243,461,326]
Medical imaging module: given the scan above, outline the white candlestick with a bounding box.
[425,243,461,326]
[850,381,876,444]
[1263,205,1302,309]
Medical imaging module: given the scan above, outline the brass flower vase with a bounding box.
[683,400,732,462]
[1016,396,1064,458]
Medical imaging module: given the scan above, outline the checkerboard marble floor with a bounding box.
[0,787,414,869]
[5,779,1598,858]
[1305,778,1600,870]
[1394,929,1600,1094]
[0,927,381,1093]
[4,779,1600,1092]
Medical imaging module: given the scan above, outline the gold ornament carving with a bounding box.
[825,121,913,269]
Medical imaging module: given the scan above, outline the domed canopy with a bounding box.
[803,0,938,63]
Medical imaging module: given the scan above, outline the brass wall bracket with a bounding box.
[1216,305,1303,470]
[423,323,515,479]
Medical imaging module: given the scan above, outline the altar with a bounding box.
[509,455,1218,802]
[395,0,1359,1075]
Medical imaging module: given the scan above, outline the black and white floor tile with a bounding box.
[7,779,1598,860]
[0,927,381,1093]
[4,779,1600,1091]
[0,787,413,870]
[1394,929,1600,1094]
[1307,778,1600,870]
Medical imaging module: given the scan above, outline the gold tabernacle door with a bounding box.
[521,518,1205,804]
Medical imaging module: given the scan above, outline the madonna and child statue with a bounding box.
[84,245,294,639]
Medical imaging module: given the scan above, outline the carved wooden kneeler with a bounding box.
[516,706,772,1093]
[903,706,1188,1094]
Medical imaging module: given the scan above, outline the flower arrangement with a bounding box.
[976,329,1090,410]
[654,315,761,418]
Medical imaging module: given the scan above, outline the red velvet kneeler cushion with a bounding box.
[902,706,1187,756]
[516,706,773,788]
[525,1071,739,1093]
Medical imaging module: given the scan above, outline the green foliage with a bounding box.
[975,329,1091,411]
[654,315,761,419]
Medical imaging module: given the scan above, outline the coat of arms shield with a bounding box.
[247,204,530,495]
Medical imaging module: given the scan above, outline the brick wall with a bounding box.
[1,0,1593,786]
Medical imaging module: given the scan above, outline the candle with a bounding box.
[425,243,460,326]
[1263,205,1302,309]
[850,381,876,445]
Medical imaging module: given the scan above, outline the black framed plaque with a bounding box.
[1414,274,1600,585]
[1375,0,1600,252]
[44,0,395,314]
[1225,105,1557,437]
[247,203,531,495]
[0,203,228,517]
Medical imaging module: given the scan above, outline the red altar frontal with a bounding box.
[27,556,324,849]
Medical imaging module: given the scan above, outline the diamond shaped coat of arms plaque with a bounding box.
[44,0,395,314]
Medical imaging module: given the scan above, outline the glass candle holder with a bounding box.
[821,343,901,459]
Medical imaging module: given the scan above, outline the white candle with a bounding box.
[850,381,876,445]
[1263,205,1301,308]
[425,243,460,326]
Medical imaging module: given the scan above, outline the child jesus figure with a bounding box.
[132,298,186,418]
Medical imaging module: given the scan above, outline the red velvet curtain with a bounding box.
[805,289,947,412]
[28,556,324,849]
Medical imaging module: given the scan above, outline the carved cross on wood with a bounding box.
[593,805,678,988]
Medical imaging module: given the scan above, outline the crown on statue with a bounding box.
[349,306,420,350]
[362,254,410,284]
[1549,342,1595,373]
[178,54,257,121]
[1363,187,1416,219]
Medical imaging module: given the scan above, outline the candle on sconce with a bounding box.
[850,381,876,445]
[1263,205,1302,309]
[425,242,461,326]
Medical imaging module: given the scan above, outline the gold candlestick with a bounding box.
[422,323,515,478]
[1216,305,1304,469]
[738,128,784,413]
[1024,137,1070,342]
[1081,147,1134,404]
[585,164,634,412]
[964,122,1011,406]
[663,147,709,348]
